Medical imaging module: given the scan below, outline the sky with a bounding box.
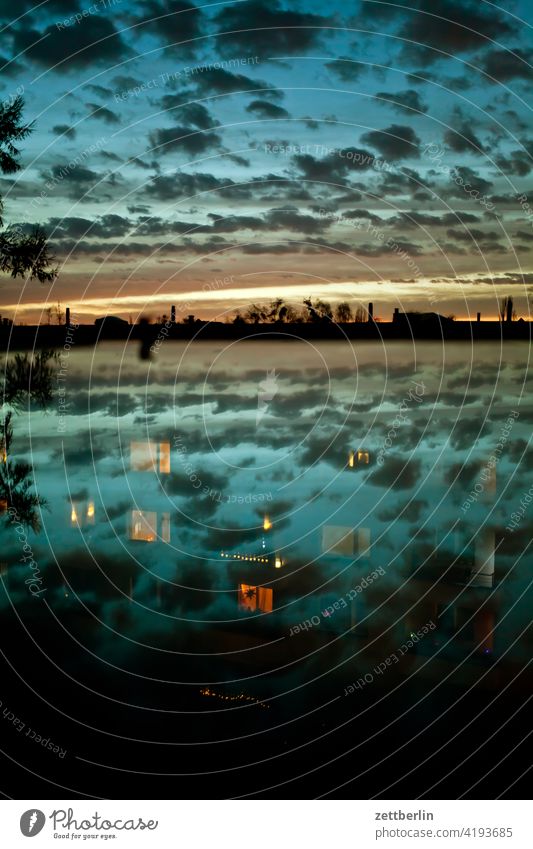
[1,0,533,322]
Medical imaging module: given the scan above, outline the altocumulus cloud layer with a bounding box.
[1,0,533,320]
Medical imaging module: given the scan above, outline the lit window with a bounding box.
[238,583,273,613]
[130,510,157,542]
[159,442,171,474]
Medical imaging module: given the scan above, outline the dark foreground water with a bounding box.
[0,340,532,798]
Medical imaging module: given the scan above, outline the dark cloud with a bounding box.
[214,0,334,56]
[12,17,132,69]
[443,123,485,155]
[361,124,421,160]
[445,166,493,198]
[157,97,219,131]
[481,48,533,82]
[51,124,76,139]
[48,164,100,184]
[398,0,517,60]
[84,83,113,99]
[135,0,203,54]
[156,171,231,198]
[85,103,121,125]
[246,100,290,119]
[148,125,222,155]
[292,147,376,184]
[0,0,80,15]
[494,150,532,177]
[446,228,502,244]
[176,102,218,129]
[325,58,365,82]
[164,469,229,497]
[192,68,283,101]
[368,457,422,490]
[375,89,428,114]
[50,214,132,238]
[389,211,481,229]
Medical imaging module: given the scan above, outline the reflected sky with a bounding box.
[0,340,532,796]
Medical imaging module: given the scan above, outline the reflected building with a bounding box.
[470,527,495,588]
[129,509,171,543]
[70,500,96,527]
[238,583,273,613]
[130,441,171,474]
[322,524,371,557]
[348,449,370,468]
[130,510,157,542]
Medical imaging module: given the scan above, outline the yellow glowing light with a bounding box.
[263,515,272,531]
[348,451,354,468]
[275,557,282,569]
[87,501,95,518]
[71,506,78,523]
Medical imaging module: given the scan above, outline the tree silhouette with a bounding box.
[0,96,56,283]
[0,411,46,531]
[2,350,57,409]
[303,297,333,322]
[499,295,515,323]
[335,302,353,322]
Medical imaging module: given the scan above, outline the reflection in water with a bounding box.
[0,410,46,530]
[0,340,531,797]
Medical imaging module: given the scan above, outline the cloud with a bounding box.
[375,89,428,114]
[148,125,222,155]
[325,57,365,82]
[444,166,493,197]
[264,206,331,234]
[292,147,376,183]
[481,48,533,82]
[84,83,113,99]
[47,214,132,238]
[192,67,283,101]
[157,98,220,131]
[368,457,422,490]
[214,0,334,56]
[144,171,234,200]
[135,0,203,54]
[494,150,532,177]
[51,124,76,139]
[85,103,120,125]
[443,123,485,155]
[398,0,517,60]
[361,124,421,160]
[245,100,290,119]
[12,17,132,69]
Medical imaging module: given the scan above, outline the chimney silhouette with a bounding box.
[506,297,513,324]
[477,312,481,322]
[171,305,176,324]
[393,307,399,323]
[368,302,374,322]
[66,307,70,327]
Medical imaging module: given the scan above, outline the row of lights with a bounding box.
[199,688,270,708]
[220,552,284,568]
[220,553,269,563]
